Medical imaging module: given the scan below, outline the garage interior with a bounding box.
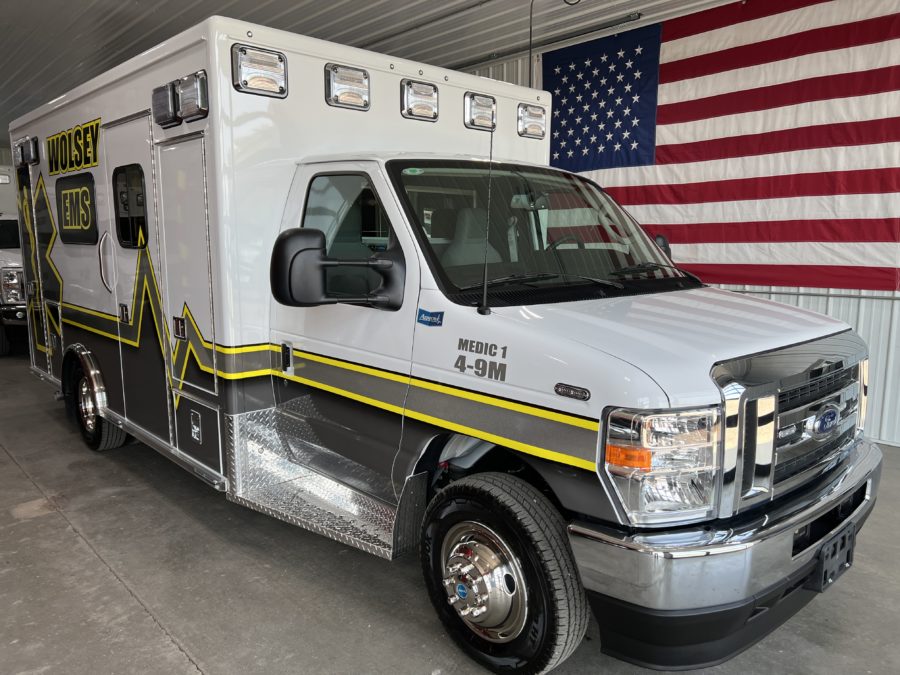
[1,1,898,674]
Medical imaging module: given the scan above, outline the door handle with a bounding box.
[98,231,114,293]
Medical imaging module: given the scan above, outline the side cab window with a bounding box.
[302,174,399,296]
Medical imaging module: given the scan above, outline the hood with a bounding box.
[0,248,22,269]
[493,286,848,407]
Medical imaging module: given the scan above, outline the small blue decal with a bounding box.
[456,583,468,599]
[417,309,444,327]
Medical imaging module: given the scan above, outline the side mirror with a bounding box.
[270,228,404,309]
[270,228,330,306]
[654,233,672,259]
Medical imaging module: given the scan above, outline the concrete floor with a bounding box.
[1,344,898,675]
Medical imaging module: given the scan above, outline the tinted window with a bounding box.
[113,164,147,248]
[302,174,396,296]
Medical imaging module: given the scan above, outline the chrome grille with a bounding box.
[712,331,868,518]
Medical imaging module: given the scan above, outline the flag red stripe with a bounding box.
[661,0,828,42]
[660,13,900,84]
[657,65,900,125]
[655,118,900,164]
[679,263,900,291]
[641,219,900,244]
[608,168,900,206]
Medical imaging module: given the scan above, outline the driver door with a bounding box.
[269,161,420,502]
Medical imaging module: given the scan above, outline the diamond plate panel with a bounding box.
[224,402,407,559]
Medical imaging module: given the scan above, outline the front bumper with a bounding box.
[1,304,27,326]
[568,437,882,669]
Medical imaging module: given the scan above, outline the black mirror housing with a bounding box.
[271,228,330,306]
[270,227,404,309]
[654,233,672,259]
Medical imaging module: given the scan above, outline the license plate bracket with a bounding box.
[805,520,856,593]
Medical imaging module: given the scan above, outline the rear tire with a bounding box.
[0,326,10,357]
[66,361,128,452]
[421,472,589,674]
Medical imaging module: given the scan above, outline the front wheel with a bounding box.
[421,472,589,674]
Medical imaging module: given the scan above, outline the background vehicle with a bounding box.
[9,17,881,673]
[0,163,25,356]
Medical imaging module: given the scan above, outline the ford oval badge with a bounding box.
[812,405,840,439]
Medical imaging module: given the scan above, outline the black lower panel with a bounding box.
[120,313,170,442]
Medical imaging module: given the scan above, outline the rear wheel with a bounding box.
[66,361,128,451]
[421,472,589,674]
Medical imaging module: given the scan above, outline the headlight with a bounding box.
[604,407,721,525]
[1,268,24,304]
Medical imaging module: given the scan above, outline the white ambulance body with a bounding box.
[9,17,881,673]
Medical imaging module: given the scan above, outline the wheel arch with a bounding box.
[412,433,569,517]
[62,343,108,412]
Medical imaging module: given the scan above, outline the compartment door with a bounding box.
[157,134,217,397]
[104,115,172,443]
[156,133,221,473]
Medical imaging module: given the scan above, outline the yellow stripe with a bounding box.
[409,377,599,431]
[63,317,139,346]
[279,371,406,416]
[62,302,118,321]
[404,408,597,472]
[293,349,412,385]
[292,349,598,430]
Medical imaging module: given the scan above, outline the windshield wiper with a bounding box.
[457,272,623,292]
[609,262,702,284]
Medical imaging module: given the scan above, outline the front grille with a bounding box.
[778,367,855,411]
[773,428,854,483]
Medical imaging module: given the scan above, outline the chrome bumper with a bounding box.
[569,438,882,611]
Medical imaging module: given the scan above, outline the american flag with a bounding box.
[542,0,900,291]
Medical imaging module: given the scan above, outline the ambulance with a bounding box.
[9,17,882,672]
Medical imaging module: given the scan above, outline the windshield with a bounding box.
[0,220,20,249]
[387,160,696,304]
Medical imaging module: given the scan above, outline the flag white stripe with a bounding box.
[671,241,900,267]
[624,193,900,224]
[657,39,900,106]
[586,143,900,188]
[655,90,900,145]
[659,0,897,64]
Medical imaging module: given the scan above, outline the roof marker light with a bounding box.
[177,71,209,123]
[464,92,496,131]
[233,45,287,98]
[517,103,546,139]
[401,79,438,121]
[325,64,370,110]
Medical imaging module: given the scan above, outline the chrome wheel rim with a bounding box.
[78,377,97,433]
[440,521,528,643]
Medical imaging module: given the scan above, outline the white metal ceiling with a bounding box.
[0,0,729,139]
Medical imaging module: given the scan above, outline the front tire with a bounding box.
[65,361,128,452]
[421,472,589,674]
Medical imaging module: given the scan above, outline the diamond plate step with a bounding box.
[226,405,398,559]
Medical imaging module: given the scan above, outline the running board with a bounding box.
[224,404,425,560]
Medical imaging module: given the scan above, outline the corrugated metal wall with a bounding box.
[470,54,899,445]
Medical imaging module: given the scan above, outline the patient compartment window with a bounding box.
[302,174,397,296]
[113,164,147,249]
